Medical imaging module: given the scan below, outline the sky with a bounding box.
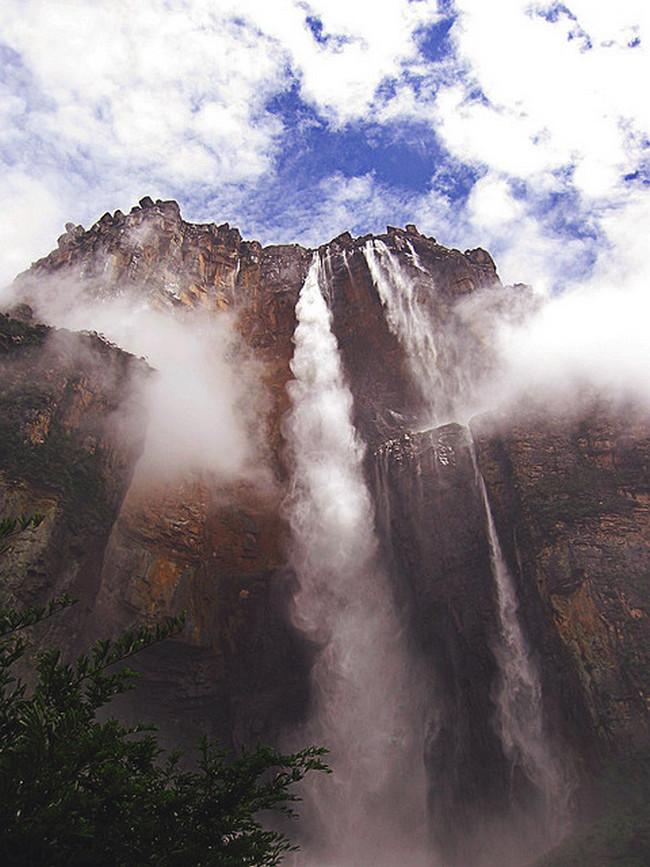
[0,0,649,301]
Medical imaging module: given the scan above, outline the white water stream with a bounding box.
[363,239,441,423]
[475,466,573,826]
[284,255,429,866]
[362,240,571,818]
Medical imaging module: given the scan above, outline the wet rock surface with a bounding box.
[373,423,514,862]
[0,312,147,649]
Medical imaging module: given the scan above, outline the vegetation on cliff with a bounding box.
[0,517,327,866]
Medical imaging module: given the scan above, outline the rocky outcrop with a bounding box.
[25,198,241,310]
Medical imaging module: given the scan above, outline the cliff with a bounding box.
[472,403,650,755]
[0,313,147,650]
[2,198,649,865]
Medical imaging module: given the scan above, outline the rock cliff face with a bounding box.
[2,198,649,864]
[12,199,316,747]
[373,425,511,861]
[0,313,147,650]
[472,404,650,757]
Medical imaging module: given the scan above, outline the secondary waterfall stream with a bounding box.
[284,255,429,866]
[475,465,573,827]
[363,238,441,423]
[363,240,571,822]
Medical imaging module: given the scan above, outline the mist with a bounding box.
[492,276,650,415]
[0,275,271,487]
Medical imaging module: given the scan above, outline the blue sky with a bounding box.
[0,0,649,300]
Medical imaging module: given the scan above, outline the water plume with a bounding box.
[283,254,429,867]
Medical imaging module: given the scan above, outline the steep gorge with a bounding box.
[1,197,648,865]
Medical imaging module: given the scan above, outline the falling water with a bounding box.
[362,241,573,848]
[363,238,485,425]
[363,239,441,422]
[405,239,429,276]
[474,460,573,827]
[284,254,429,867]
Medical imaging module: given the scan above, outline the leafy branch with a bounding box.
[0,516,327,865]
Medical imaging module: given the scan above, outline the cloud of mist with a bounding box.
[470,189,650,419]
[1,277,270,485]
[493,280,650,413]
[437,268,650,429]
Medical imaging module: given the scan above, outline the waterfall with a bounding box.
[363,239,441,423]
[284,254,429,867]
[363,238,483,425]
[474,460,573,826]
[363,241,573,851]
[406,239,429,276]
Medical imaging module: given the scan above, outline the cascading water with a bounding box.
[363,239,440,423]
[284,254,429,867]
[363,238,486,425]
[362,241,573,853]
[474,464,573,826]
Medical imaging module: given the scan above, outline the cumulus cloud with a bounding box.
[489,274,650,419]
[2,1,286,183]
[260,0,438,124]
[433,2,649,277]
[442,0,649,190]
[0,0,441,284]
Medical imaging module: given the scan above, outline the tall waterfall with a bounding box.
[363,238,484,425]
[284,255,429,866]
[362,241,572,840]
[475,466,573,823]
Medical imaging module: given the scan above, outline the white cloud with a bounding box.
[0,171,64,286]
[0,0,444,282]
[467,174,524,229]
[2,1,286,182]
[494,272,650,413]
[269,0,437,124]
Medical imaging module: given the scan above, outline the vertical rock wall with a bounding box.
[373,424,515,863]
[0,314,147,650]
[472,405,650,761]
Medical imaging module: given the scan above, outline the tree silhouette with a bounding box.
[0,516,327,866]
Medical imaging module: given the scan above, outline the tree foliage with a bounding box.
[0,517,327,866]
